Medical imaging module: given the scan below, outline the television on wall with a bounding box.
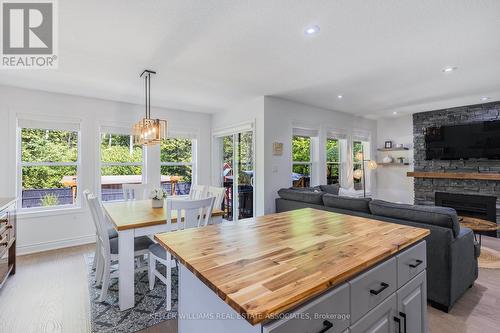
[425,120,500,160]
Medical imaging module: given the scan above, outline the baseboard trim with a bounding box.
[17,234,96,255]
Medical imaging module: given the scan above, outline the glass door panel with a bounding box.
[236,131,253,220]
[221,135,234,220]
[218,131,254,222]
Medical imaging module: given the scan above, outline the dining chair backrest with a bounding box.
[86,192,111,256]
[206,186,225,210]
[167,197,215,230]
[188,184,206,200]
[123,184,149,200]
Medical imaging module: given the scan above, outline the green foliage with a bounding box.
[222,133,253,185]
[22,129,78,163]
[40,193,59,206]
[326,139,339,162]
[161,138,192,163]
[292,136,311,162]
[22,131,195,191]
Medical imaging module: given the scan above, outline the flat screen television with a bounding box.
[425,120,500,160]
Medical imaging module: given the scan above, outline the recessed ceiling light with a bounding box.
[393,111,398,115]
[304,25,320,35]
[442,66,458,73]
[337,95,343,99]
[480,96,491,102]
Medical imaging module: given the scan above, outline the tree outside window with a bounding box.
[292,136,311,187]
[353,141,364,190]
[20,128,79,209]
[160,138,194,195]
[326,138,340,185]
[100,133,143,201]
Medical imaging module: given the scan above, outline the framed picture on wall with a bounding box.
[384,141,393,149]
[273,142,283,156]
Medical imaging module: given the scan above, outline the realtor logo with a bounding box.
[1,0,58,68]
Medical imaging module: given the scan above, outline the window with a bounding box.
[353,140,371,191]
[19,128,80,209]
[160,138,195,195]
[100,132,143,201]
[353,141,364,190]
[292,136,311,188]
[326,138,341,185]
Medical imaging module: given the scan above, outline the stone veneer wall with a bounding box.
[413,101,500,229]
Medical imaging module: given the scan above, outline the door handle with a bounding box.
[370,282,389,295]
[394,316,402,333]
[409,259,423,268]
[316,320,333,333]
[399,312,407,333]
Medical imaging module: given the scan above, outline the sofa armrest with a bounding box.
[449,227,479,306]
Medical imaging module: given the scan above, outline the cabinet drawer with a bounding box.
[397,241,426,288]
[350,257,397,323]
[263,283,350,333]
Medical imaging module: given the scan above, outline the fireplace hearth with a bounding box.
[435,192,498,237]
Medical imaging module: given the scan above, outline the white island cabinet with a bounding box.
[154,208,430,333]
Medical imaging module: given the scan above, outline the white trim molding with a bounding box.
[17,234,96,256]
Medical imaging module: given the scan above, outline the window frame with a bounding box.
[326,137,341,185]
[160,137,197,195]
[98,130,144,202]
[291,135,313,187]
[352,139,371,193]
[17,126,82,212]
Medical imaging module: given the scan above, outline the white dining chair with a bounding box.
[123,183,150,200]
[206,186,225,210]
[84,190,118,273]
[188,184,206,200]
[148,196,215,310]
[86,193,154,302]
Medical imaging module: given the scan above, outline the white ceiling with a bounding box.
[2,0,500,117]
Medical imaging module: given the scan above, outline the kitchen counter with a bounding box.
[155,208,430,332]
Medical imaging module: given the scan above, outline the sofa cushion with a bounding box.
[369,200,460,237]
[322,194,372,213]
[289,186,322,192]
[278,188,324,205]
[319,184,340,195]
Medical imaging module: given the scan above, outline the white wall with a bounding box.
[0,85,212,255]
[375,114,414,203]
[263,97,378,214]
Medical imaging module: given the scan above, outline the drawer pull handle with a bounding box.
[409,259,423,268]
[317,320,333,333]
[369,282,389,295]
[394,316,402,333]
[399,312,407,333]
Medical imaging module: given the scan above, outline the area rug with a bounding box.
[86,255,178,333]
[478,247,500,269]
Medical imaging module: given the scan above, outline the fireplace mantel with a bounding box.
[407,171,500,181]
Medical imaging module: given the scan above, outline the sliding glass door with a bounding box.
[218,130,254,222]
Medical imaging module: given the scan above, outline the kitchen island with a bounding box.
[155,208,430,333]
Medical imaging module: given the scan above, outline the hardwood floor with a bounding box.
[0,238,499,333]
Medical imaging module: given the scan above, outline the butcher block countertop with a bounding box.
[155,208,430,325]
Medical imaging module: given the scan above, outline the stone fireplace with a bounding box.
[412,101,500,237]
[435,192,497,237]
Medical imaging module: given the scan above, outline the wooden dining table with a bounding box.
[102,199,224,311]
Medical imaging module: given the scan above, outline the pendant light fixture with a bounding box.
[132,69,167,146]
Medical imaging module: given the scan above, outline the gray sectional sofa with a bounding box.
[276,185,480,312]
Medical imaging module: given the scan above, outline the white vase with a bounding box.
[152,199,164,208]
[382,156,393,164]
